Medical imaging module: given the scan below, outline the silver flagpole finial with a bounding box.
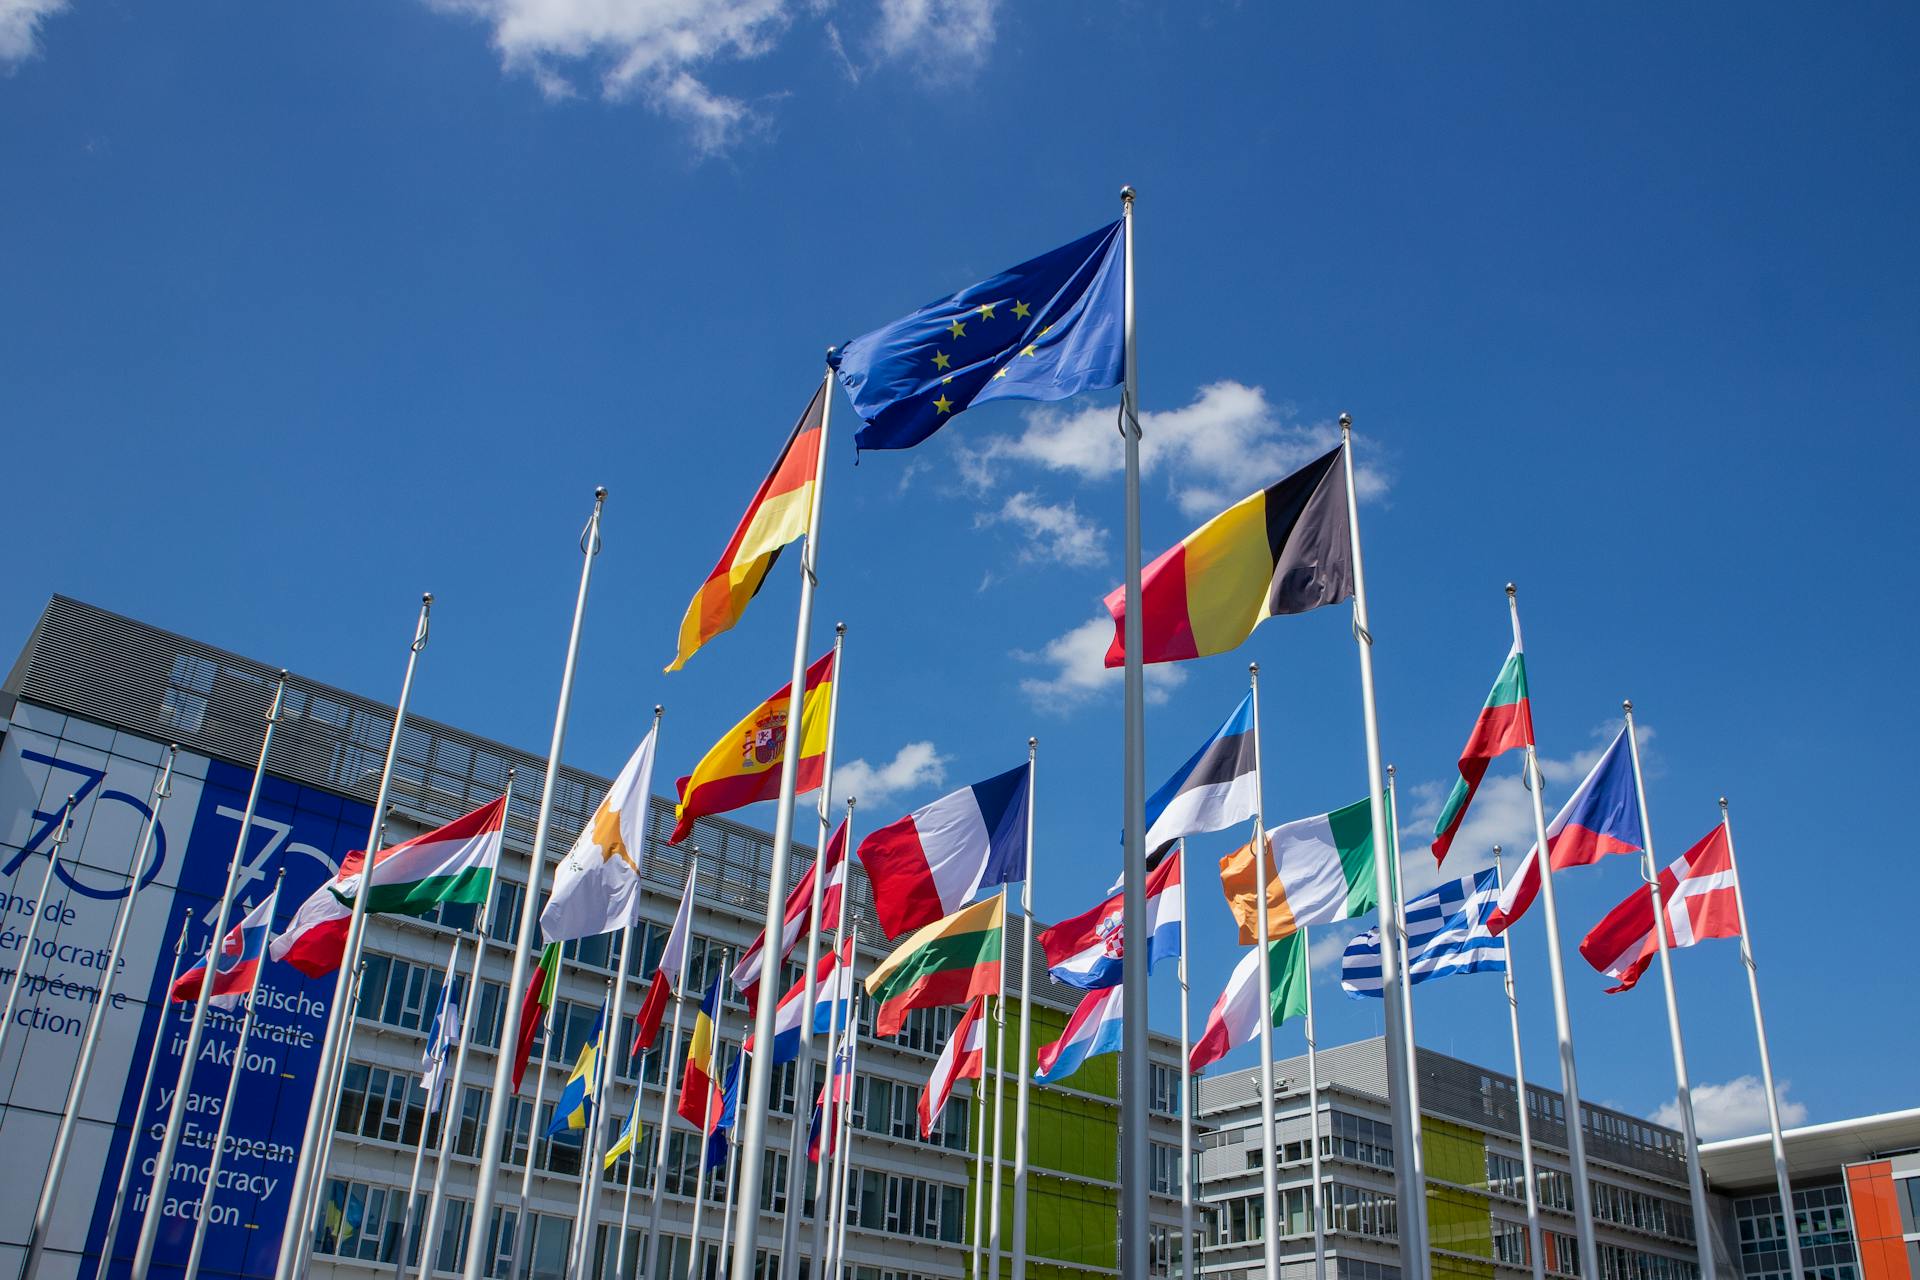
[1028,736,1037,750]
[1387,764,1396,780]
[654,704,664,718]
[595,486,607,500]
[423,591,434,605]
[1623,698,1634,714]
[836,620,847,636]
[1120,184,1135,202]
[1506,582,1517,598]
[1249,661,1259,676]
[1339,411,1351,430]
[1719,796,1729,811]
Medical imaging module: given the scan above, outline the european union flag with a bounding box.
[830,221,1126,452]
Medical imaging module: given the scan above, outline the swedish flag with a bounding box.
[545,1004,605,1138]
[830,221,1126,452]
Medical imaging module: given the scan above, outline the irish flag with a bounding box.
[865,895,1003,1037]
[1191,932,1309,1073]
[1432,642,1533,863]
[1218,797,1380,945]
[340,796,505,916]
[919,997,986,1138]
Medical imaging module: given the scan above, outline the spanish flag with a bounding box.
[1103,444,1353,667]
[677,973,724,1127]
[669,648,835,845]
[666,384,826,672]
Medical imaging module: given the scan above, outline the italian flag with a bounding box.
[339,796,506,915]
[1431,643,1533,863]
[1218,797,1381,946]
[1190,932,1308,1074]
[864,895,1003,1038]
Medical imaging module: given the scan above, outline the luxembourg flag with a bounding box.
[857,762,1030,939]
[173,895,273,1010]
[749,938,854,1065]
[1034,984,1124,1086]
[1039,849,1183,990]
[1486,724,1645,935]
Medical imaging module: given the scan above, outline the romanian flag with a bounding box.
[1103,444,1353,667]
[669,648,836,845]
[666,385,826,673]
[676,973,724,1127]
[864,895,1003,1038]
[1431,642,1534,863]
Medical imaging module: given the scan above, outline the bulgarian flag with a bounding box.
[669,648,836,846]
[511,943,562,1094]
[1431,642,1533,863]
[864,895,1004,1038]
[1190,932,1308,1074]
[1218,797,1382,946]
[666,384,825,673]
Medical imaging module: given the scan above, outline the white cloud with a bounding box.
[0,0,66,68]
[976,491,1105,568]
[1652,1076,1807,1142]
[832,740,949,812]
[872,0,997,75]
[1016,616,1187,713]
[958,381,1390,518]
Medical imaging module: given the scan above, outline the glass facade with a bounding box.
[1735,1184,1858,1280]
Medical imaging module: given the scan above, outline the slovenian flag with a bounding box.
[1039,850,1183,991]
[1486,725,1645,935]
[856,763,1030,940]
[1034,984,1124,1086]
[173,895,273,1010]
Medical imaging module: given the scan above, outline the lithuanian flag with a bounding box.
[865,895,1003,1038]
[669,648,835,845]
[1103,444,1353,666]
[666,384,826,673]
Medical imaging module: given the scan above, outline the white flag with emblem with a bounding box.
[541,725,657,942]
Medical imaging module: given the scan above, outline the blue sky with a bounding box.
[4,1,1916,1141]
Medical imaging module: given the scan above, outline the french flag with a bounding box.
[1034,984,1124,1086]
[1039,850,1183,990]
[173,896,273,1011]
[749,938,854,1065]
[1486,725,1645,935]
[857,762,1030,939]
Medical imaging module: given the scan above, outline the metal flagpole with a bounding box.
[1116,180,1151,1280]
[102,923,191,1267]
[1012,737,1037,1280]
[513,994,561,1280]
[421,926,492,1280]
[729,363,834,1280]
[24,748,176,1280]
[300,960,369,1276]
[573,983,616,1280]
[1623,700,1715,1280]
[182,872,285,1280]
[1385,765,1430,1265]
[1304,924,1327,1280]
[819,932,863,1275]
[280,593,432,1280]
[988,889,1009,1279]
[1720,798,1805,1280]
[828,990,864,1280]
[137,671,288,1280]
[1175,840,1194,1280]
[1494,848,1548,1280]
[398,935,464,1278]
[645,853,701,1280]
[781,624,846,1264]
[1245,664,1283,1280]
[689,954,728,1280]
[716,1108,742,1278]
[970,1066,988,1280]
[0,793,76,1069]
[617,1086,641,1280]
[1339,414,1419,1280]
[1505,584,1600,1280]
[809,818,857,1274]
[465,489,607,1280]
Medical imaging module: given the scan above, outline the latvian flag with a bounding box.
[856,763,1029,940]
[174,895,273,1010]
[732,818,848,1011]
[1486,725,1645,935]
[1039,849,1182,990]
[918,998,986,1139]
[1580,823,1741,993]
[1034,983,1124,1086]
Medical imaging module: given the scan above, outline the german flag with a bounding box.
[669,648,835,845]
[1103,444,1353,667]
[864,895,1003,1038]
[666,384,826,673]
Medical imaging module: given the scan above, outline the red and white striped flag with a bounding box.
[918,997,987,1139]
[1579,823,1741,993]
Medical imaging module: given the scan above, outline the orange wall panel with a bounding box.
[1846,1162,1912,1280]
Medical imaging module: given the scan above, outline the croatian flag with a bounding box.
[1486,725,1645,935]
[1039,850,1183,990]
[173,896,273,1011]
[1034,984,1124,1086]
[749,938,854,1065]
[857,762,1030,939]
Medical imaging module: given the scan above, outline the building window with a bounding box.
[1326,1110,1393,1169]
[1494,1218,1532,1267]
[336,1062,425,1145]
[1149,1062,1182,1116]
[312,1178,405,1263]
[1734,1184,1857,1280]
[1486,1150,1528,1199]
[1150,1141,1183,1195]
[1325,1181,1397,1239]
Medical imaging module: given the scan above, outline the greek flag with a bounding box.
[421,976,460,1112]
[1342,868,1505,997]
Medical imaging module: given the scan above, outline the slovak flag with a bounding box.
[1039,849,1183,990]
[1034,984,1124,1086]
[173,896,273,1011]
[1486,725,1645,935]
[856,763,1030,940]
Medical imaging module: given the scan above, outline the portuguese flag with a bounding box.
[511,942,563,1095]
[337,796,505,915]
[1431,643,1534,863]
[864,895,1004,1038]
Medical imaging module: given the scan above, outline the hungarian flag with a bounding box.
[1486,725,1645,935]
[1190,932,1308,1074]
[631,867,696,1057]
[677,973,725,1127]
[1103,445,1352,667]
[1219,797,1381,945]
[731,817,849,1011]
[864,895,1004,1037]
[666,385,825,673]
[1432,643,1533,863]
[1580,823,1740,993]
[339,796,506,916]
[511,943,562,1094]
[918,997,986,1138]
[669,648,836,846]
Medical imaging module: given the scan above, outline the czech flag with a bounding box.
[1034,984,1125,1086]
[856,763,1030,940]
[1486,724,1645,935]
[1039,849,1183,991]
[173,895,273,1011]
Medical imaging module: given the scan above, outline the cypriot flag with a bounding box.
[541,725,658,943]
